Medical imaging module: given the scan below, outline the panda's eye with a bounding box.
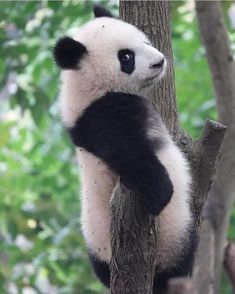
[122,54,131,61]
[118,49,134,63]
[118,49,135,74]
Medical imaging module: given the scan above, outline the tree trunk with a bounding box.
[110,183,157,294]
[195,1,235,292]
[110,1,226,293]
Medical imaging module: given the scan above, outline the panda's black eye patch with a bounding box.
[118,49,135,74]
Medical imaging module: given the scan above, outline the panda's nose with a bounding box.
[150,57,165,69]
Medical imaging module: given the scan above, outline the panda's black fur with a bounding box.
[53,5,197,293]
[68,92,173,217]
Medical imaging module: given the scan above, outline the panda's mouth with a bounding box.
[140,71,163,90]
[146,69,164,82]
[145,74,159,82]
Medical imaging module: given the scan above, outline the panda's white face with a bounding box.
[54,17,166,126]
[75,17,166,94]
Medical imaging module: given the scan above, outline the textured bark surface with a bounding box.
[190,120,227,229]
[110,182,157,294]
[195,1,235,292]
[109,1,226,293]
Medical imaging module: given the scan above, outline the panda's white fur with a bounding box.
[58,15,192,273]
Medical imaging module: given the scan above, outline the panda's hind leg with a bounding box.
[88,251,110,288]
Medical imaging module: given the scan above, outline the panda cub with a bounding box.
[54,5,196,293]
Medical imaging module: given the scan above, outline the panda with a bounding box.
[53,5,197,293]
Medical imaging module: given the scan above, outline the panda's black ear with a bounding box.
[93,5,113,18]
[53,36,87,70]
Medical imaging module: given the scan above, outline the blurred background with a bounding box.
[0,1,234,293]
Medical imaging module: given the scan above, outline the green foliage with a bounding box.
[0,1,110,293]
[0,1,234,293]
[172,2,216,139]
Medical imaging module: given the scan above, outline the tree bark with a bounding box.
[195,1,235,292]
[110,1,226,293]
[110,182,157,294]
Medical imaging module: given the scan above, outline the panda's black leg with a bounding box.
[88,251,110,288]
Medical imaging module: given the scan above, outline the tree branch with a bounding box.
[189,120,226,294]
[190,120,227,228]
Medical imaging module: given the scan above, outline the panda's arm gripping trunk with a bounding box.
[68,92,173,216]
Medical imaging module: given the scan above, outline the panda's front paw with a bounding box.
[144,175,174,216]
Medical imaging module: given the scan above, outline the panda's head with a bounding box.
[54,6,166,105]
